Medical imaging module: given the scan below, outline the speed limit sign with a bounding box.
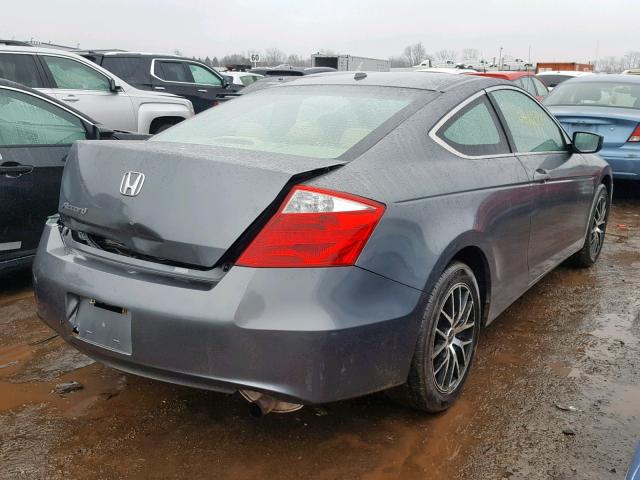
[250,53,260,64]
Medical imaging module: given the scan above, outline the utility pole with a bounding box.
[499,47,503,68]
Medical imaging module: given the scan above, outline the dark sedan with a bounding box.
[33,72,611,416]
[0,79,147,272]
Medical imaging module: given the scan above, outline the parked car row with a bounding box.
[0,46,194,133]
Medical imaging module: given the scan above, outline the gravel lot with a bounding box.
[1,184,638,480]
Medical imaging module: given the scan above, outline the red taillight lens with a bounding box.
[237,186,385,268]
[212,100,220,107]
[628,124,640,143]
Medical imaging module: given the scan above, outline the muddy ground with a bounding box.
[1,184,638,480]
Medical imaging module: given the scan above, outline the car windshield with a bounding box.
[544,81,640,110]
[152,85,426,158]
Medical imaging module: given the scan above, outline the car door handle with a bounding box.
[154,86,166,90]
[61,95,79,102]
[534,168,551,183]
[0,165,34,178]
[197,89,208,93]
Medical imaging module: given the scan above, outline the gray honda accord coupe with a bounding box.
[33,72,611,415]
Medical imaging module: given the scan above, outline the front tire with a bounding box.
[391,262,481,412]
[569,184,609,268]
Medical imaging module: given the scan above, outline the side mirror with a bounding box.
[222,75,233,88]
[572,131,603,154]
[89,123,115,140]
[108,77,123,92]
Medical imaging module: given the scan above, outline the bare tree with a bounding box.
[434,49,457,64]
[462,48,479,62]
[262,48,287,66]
[389,55,410,68]
[403,42,427,66]
[596,56,623,73]
[220,53,250,66]
[623,51,640,69]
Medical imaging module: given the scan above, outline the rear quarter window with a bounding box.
[0,53,44,88]
[435,95,511,157]
[102,56,149,84]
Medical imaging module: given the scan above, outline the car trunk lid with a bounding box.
[548,106,640,148]
[60,141,345,268]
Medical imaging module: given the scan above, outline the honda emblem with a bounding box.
[120,171,145,196]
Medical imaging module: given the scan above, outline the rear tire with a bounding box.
[390,262,481,412]
[569,184,609,268]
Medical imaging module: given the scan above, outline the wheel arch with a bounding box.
[424,234,494,327]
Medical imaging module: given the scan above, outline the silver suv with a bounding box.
[0,46,194,133]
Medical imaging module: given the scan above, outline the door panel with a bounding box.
[0,146,69,261]
[488,87,594,283]
[517,152,594,280]
[0,86,87,263]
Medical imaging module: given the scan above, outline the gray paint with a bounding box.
[33,72,611,404]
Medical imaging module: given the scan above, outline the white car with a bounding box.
[0,46,194,133]
[218,70,263,87]
[537,70,594,91]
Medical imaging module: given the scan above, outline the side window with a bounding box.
[0,88,87,146]
[531,77,548,98]
[0,54,44,88]
[102,57,148,84]
[490,89,566,153]
[154,61,192,83]
[436,95,511,157]
[188,64,222,86]
[42,56,111,91]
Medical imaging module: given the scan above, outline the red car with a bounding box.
[467,71,549,100]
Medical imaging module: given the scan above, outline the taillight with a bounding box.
[628,124,640,142]
[212,100,220,107]
[237,186,385,268]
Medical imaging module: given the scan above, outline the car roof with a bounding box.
[469,71,534,80]
[559,74,640,84]
[275,71,507,92]
[0,45,81,56]
[0,78,98,124]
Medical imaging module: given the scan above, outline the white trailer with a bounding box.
[311,54,390,72]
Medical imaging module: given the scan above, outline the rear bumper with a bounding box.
[33,223,423,404]
[600,148,640,179]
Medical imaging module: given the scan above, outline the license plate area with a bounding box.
[71,298,132,355]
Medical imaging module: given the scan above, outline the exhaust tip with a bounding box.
[239,389,303,417]
[248,401,267,419]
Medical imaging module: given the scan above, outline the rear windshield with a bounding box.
[538,75,571,88]
[152,85,426,158]
[544,81,640,110]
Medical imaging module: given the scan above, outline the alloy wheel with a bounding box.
[432,283,477,394]
[589,194,607,258]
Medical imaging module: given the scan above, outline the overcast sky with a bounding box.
[3,0,638,62]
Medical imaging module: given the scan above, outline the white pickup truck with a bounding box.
[0,46,194,133]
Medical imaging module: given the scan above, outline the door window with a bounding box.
[436,95,511,157]
[154,61,192,83]
[490,89,566,153]
[42,56,111,91]
[188,64,222,86]
[0,54,45,88]
[0,88,87,146]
